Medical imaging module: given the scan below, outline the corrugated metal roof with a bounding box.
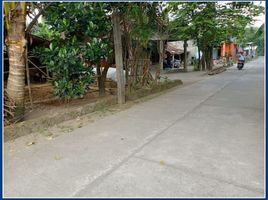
[166,42,184,55]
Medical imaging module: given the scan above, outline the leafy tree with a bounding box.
[34,2,113,98]
[31,22,58,40]
[119,2,167,82]
[254,24,264,56]
[237,25,264,56]
[113,3,159,87]
[169,2,219,70]
[168,2,264,70]
[4,2,52,120]
[120,3,159,59]
[238,26,258,46]
[217,2,264,42]
[168,2,198,70]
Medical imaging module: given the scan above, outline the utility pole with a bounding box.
[112,9,125,105]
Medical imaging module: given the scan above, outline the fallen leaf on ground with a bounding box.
[26,141,36,146]
[160,160,165,165]
[54,156,63,160]
[46,136,53,140]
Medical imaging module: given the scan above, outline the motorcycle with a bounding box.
[171,59,181,68]
[237,60,244,70]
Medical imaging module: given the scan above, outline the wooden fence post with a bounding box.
[112,9,125,104]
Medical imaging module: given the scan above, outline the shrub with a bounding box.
[34,37,111,99]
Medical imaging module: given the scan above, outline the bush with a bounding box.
[34,37,110,99]
[32,3,112,99]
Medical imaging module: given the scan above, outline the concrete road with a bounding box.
[4,57,265,198]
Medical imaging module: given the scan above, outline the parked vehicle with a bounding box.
[171,59,181,68]
[163,59,181,69]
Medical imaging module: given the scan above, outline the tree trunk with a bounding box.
[98,77,106,97]
[201,53,206,71]
[210,47,213,69]
[203,47,213,71]
[6,3,27,121]
[226,53,230,67]
[122,22,129,89]
[204,49,210,71]
[205,47,213,71]
[197,40,201,70]
[197,48,201,70]
[97,58,110,97]
[96,68,105,97]
[155,40,163,80]
[96,65,103,96]
[183,40,188,71]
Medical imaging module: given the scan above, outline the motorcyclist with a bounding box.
[238,53,245,68]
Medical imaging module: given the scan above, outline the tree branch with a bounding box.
[26,3,52,33]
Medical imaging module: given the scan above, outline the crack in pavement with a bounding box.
[133,156,264,195]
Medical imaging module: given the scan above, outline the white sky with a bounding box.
[253,1,265,27]
[213,1,265,27]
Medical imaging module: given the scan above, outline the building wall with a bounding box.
[221,42,237,60]
[212,48,220,60]
[169,40,198,60]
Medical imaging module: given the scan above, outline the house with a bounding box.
[243,42,257,58]
[212,47,221,60]
[166,40,199,65]
[220,41,238,60]
[165,41,184,67]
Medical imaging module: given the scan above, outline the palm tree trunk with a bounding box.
[6,3,27,120]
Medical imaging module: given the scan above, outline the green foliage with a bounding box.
[238,26,258,46]
[217,2,264,42]
[168,2,264,49]
[255,24,264,55]
[238,24,264,56]
[168,2,198,41]
[44,2,111,39]
[192,58,200,71]
[121,3,160,47]
[167,2,264,70]
[31,22,59,40]
[160,76,170,83]
[34,38,94,99]
[127,4,152,44]
[33,3,112,99]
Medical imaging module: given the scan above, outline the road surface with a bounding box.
[4,57,265,197]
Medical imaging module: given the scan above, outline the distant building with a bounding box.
[212,47,221,60]
[166,40,199,65]
[243,42,257,58]
[220,42,238,60]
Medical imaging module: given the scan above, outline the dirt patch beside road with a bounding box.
[4,79,183,142]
